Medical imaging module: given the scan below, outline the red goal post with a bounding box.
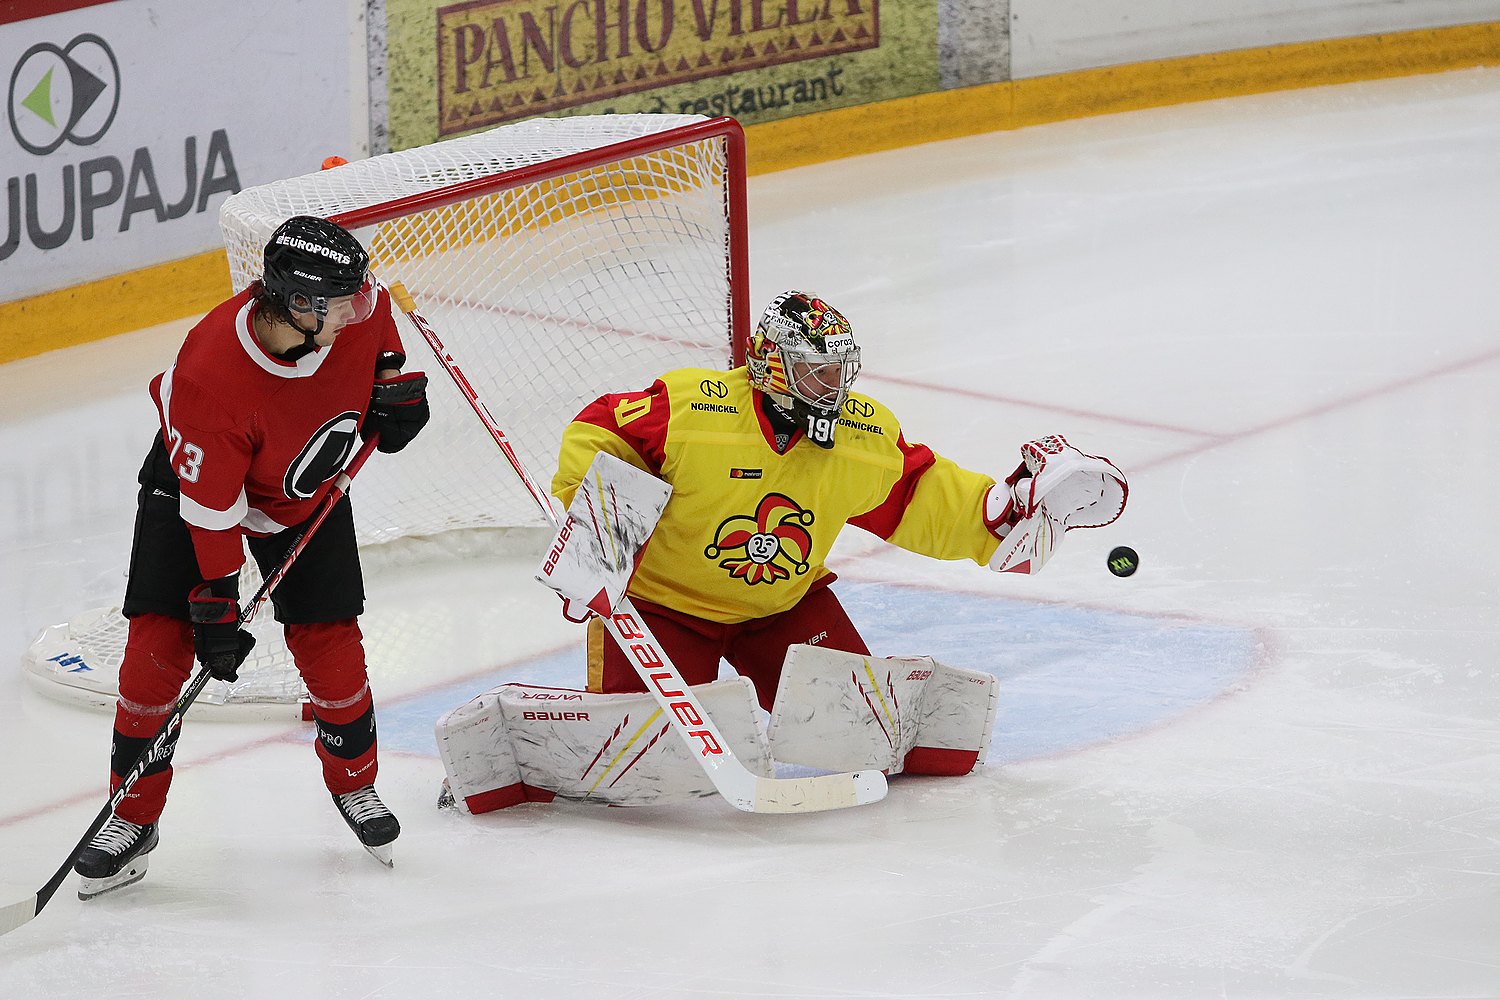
[24,113,751,716]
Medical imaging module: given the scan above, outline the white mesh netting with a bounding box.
[227,113,744,541]
[25,114,748,715]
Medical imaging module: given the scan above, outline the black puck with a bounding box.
[1107,545,1139,577]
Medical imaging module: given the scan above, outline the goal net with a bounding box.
[24,114,749,717]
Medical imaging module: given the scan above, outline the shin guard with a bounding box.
[110,613,194,824]
[312,698,378,793]
[286,620,379,793]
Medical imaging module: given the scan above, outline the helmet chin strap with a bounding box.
[275,308,326,361]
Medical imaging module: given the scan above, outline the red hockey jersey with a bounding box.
[149,286,403,580]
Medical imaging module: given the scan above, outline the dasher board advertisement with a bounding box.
[1,0,359,300]
[385,0,948,149]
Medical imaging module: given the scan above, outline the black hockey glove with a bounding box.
[188,583,256,682]
[365,371,430,454]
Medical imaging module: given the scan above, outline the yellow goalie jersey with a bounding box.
[552,367,1002,624]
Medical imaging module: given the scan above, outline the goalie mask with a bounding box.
[747,290,862,449]
[259,216,377,348]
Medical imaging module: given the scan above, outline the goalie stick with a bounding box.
[390,282,886,815]
[0,436,379,937]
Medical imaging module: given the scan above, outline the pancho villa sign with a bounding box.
[437,0,878,133]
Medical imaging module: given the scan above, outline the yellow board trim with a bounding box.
[5,21,1497,364]
[1,250,232,363]
[741,22,1500,173]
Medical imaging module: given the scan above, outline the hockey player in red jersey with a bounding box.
[74,216,431,897]
[551,290,1127,753]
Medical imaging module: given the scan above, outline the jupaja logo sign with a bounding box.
[8,34,121,155]
[3,32,240,262]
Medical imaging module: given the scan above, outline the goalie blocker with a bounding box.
[436,647,997,812]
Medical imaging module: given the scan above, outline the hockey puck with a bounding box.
[1107,546,1139,577]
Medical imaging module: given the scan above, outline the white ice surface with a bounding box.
[3,70,1499,998]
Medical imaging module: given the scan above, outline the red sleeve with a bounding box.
[847,432,937,540]
[188,525,246,581]
[378,290,405,359]
[153,370,253,580]
[569,379,672,473]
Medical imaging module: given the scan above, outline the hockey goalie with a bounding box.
[436,290,1127,813]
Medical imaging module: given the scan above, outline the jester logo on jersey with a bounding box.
[704,493,814,585]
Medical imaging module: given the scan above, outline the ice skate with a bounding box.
[436,779,456,811]
[75,816,159,900]
[332,785,400,867]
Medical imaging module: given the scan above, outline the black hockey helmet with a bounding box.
[259,215,374,335]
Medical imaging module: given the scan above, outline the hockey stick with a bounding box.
[387,284,557,523]
[389,282,887,814]
[0,436,379,937]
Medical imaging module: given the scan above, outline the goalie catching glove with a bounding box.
[187,581,255,682]
[364,370,430,453]
[986,434,1128,575]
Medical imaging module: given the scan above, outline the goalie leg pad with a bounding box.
[436,677,771,813]
[767,645,999,777]
[435,690,528,814]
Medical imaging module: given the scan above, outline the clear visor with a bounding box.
[783,348,862,410]
[288,274,377,327]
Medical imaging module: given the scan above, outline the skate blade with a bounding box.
[78,856,150,900]
[363,842,394,868]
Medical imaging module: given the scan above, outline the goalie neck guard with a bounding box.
[747,290,861,449]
